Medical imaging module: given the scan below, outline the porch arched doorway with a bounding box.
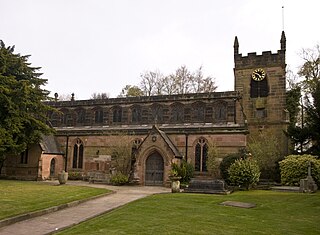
[145,151,164,186]
[50,158,56,177]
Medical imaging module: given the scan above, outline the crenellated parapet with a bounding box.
[234,50,285,69]
[234,31,286,69]
[233,31,288,156]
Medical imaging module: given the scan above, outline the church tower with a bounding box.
[234,31,289,155]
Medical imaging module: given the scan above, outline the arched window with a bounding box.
[113,106,122,123]
[131,106,141,123]
[50,158,56,177]
[61,109,74,126]
[193,102,205,122]
[94,108,104,124]
[195,138,208,172]
[49,111,60,127]
[151,104,163,123]
[72,138,84,169]
[214,102,227,122]
[171,103,184,123]
[76,108,86,124]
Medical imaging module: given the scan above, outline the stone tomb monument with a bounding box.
[299,162,318,193]
[184,178,230,194]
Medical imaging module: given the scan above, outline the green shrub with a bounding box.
[247,130,283,181]
[279,154,320,186]
[171,160,194,183]
[68,171,83,180]
[110,173,129,185]
[228,158,261,190]
[220,153,242,184]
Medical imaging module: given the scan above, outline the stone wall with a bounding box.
[55,130,247,184]
[234,32,289,155]
[40,154,64,180]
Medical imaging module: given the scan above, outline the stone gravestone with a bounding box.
[299,161,318,193]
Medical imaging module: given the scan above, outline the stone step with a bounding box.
[192,172,214,180]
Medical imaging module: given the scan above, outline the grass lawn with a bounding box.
[59,190,320,235]
[0,180,110,220]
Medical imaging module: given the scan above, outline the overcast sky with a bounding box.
[1,0,319,99]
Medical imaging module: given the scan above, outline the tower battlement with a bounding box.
[234,31,286,69]
[233,31,288,156]
[234,50,285,68]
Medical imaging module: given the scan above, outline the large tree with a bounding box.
[0,40,54,173]
[118,85,143,98]
[139,65,217,96]
[299,45,320,93]
[285,71,309,154]
[288,45,320,155]
[139,70,164,96]
[91,92,109,100]
[304,80,320,155]
[247,130,282,180]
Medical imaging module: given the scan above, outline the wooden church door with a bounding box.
[145,152,164,186]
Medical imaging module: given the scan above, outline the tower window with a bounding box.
[250,79,269,98]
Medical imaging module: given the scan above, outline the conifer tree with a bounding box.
[0,40,54,173]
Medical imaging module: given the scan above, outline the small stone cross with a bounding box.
[308,161,312,177]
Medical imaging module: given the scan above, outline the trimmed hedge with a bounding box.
[279,154,320,186]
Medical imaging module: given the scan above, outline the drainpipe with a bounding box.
[185,133,189,162]
[65,135,69,172]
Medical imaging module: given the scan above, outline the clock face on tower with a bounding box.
[251,68,266,81]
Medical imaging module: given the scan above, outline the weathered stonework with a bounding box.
[3,32,288,184]
[234,31,289,156]
[4,137,64,180]
[47,91,248,185]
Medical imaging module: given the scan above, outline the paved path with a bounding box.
[0,181,170,235]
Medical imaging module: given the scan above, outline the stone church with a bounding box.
[3,32,288,185]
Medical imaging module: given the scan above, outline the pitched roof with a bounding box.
[40,135,63,155]
[151,125,182,158]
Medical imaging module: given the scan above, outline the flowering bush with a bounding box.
[228,158,260,190]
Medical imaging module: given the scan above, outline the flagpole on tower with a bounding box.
[282,5,285,31]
